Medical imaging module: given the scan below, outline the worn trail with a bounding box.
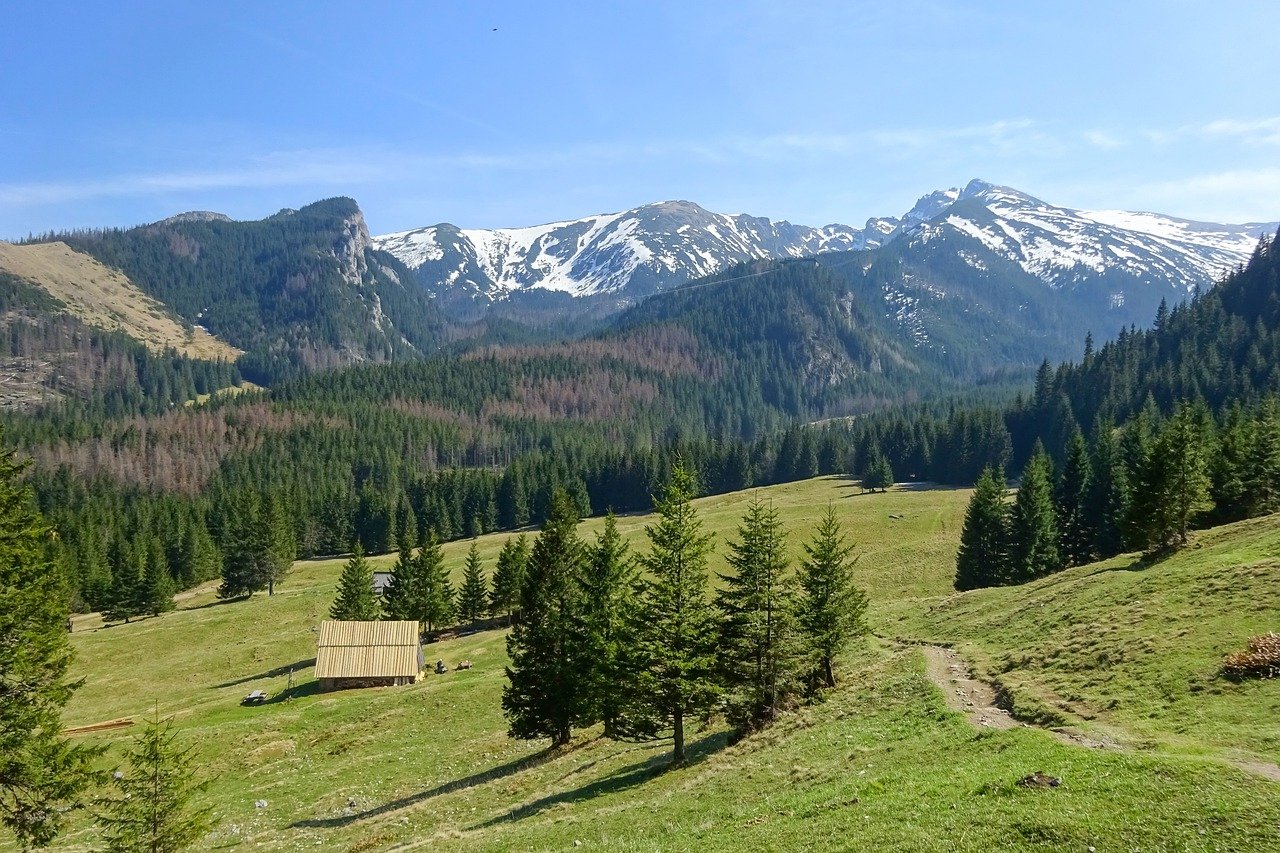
[920,644,1280,781]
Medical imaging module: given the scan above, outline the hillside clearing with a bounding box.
[0,240,240,361]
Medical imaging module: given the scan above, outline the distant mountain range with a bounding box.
[3,183,1275,412]
[374,179,1274,324]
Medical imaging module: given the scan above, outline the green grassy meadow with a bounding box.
[31,477,1280,851]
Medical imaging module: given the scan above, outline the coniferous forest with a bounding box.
[0,229,1276,619]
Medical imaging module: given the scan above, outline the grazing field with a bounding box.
[30,477,1280,851]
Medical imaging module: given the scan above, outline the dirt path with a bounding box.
[922,645,1117,750]
[922,645,1021,731]
[921,645,1280,780]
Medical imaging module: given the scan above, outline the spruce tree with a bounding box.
[104,533,145,623]
[330,544,380,621]
[0,431,97,848]
[502,490,591,747]
[625,463,720,764]
[456,541,489,625]
[795,505,867,690]
[716,497,800,735]
[1055,428,1095,567]
[1247,396,1280,516]
[142,537,176,617]
[579,512,638,738]
[489,534,529,624]
[861,455,894,493]
[95,711,214,852]
[1211,401,1253,523]
[381,541,423,626]
[418,533,456,633]
[1005,445,1061,583]
[1149,402,1214,548]
[1087,417,1130,559]
[262,496,295,596]
[954,467,1008,591]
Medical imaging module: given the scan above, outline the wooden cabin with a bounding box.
[371,571,394,596]
[315,620,424,690]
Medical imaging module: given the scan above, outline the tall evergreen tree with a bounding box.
[0,431,98,849]
[716,497,800,735]
[624,463,720,764]
[579,512,638,739]
[330,544,380,621]
[417,533,455,633]
[502,490,592,747]
[1147,402,1214,549]
[1055,428,1095,567]
[141,537,176,617]
[1087,417,1130,559]
[262,496,295,596]
[104,532,145,623]
[795,505,867,689]
[489,534,529,625]
[1005,444,1061,583]
[381,541,423,626]
[95,711,214,852]
[456,541,489,624]
[954,467,1009,591]
[1247,396,1280,516]
[860,454,894,493]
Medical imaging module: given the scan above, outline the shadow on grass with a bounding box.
[262,680,322,704]
[288,745,571,829]
[472,730,729,829]
[216,658,316,688]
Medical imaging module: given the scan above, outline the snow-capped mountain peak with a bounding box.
[374,182,1275,311]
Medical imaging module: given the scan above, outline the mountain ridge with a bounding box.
[375,181,1275,318]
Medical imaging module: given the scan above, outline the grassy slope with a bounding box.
[33,478,1280,851]
[0,240,240,361]
[894,513,1280,768]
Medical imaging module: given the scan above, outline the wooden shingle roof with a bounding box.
[315,620,422,679]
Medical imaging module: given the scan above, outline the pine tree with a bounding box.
[216,492,269,600]
[1005,445,1061,583]
[1247,396,1280,516]
[502,490,591,747]
[1055,428,1095,567]
[456,541,489,624]
[104,532,145,623]
[262,496,295,596]
[624,463,720,764]
[861,454,894,492]
[95,711,214,852]
[1086,417,1130,559]
[1210,401,1253,523]
[0,430,97,848]
[954,467,1008,591]
[1149,402,1214,548]
[1121,397,1161,551]
[489,534,529,625]
[418,533,455,634]
[330,544,380,621]
[716,497,800,735]
[380,541,423,626]
[579,512,638,739]
[141,537,176,616]
[795,505,867,690]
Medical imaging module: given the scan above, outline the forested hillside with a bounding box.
[4,227,1278,617]
[37,198,447,384]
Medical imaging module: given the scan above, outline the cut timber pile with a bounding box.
[1222,633,1280,679]
[63,718,134,736]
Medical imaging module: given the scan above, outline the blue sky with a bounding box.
[3,1,1279,238]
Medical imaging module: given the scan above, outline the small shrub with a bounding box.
[1222,633,1280,679]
